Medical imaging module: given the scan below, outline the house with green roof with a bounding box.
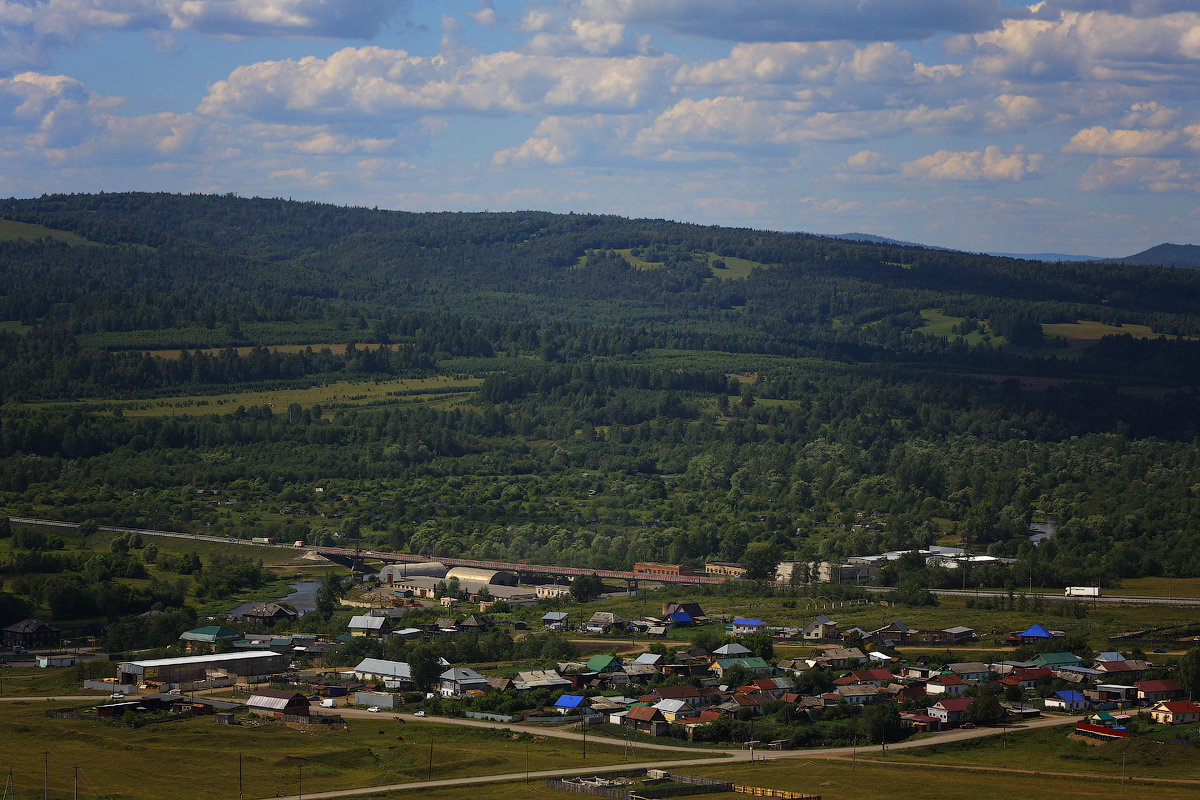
[178,626,240,652]
[585,654,623,673]
[1032,652,1082,669]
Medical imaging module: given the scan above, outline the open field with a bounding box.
[1104,576,1200,599]
[915,310,994,346]
[0,218,95,245]
[0,702,689,800]
[21,376,483,417]
[882,723,1200,780]
[142,343,396,360]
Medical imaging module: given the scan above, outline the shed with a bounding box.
[247,689,310,717]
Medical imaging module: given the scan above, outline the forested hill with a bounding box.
[3,192,1200,596]
[1117,243,1200,270]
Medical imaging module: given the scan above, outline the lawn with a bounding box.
[0,218,95,246]
[0,702,694,800]
[883,723,1200,781]
[24,376,483,417]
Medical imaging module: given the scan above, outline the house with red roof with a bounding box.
[926,673,967,696]
[1150,700,1200,725]
[1135,679,1183,704]
[927,697,974,727]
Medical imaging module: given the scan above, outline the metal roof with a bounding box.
[121,651,280,669]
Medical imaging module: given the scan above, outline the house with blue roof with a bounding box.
[1046,689,1088,711]
[553,694,586,714]
[731,618,767,635]
[1018,623,1053,642]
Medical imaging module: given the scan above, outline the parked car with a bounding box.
[367,706,380,713]
[413,710,426,717]
[959,722,976,729]
[110,693,125,700]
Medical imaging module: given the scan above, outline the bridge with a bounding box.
[7,517,727,591]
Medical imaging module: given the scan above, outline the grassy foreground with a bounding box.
[0,702,692,800]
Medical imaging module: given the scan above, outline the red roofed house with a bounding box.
[927,697,975,727]
[926,673,967,697]
[1136,679,1183,704]
[848,668,896,687]
[1150,700,1200,726]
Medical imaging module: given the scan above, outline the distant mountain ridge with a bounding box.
[1117,243,1200,269]
[835,232,1102,262]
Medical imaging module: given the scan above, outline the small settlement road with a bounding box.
[254,709,1083,800]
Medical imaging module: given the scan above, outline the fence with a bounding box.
[545,771,732,799]
[732,786,820,799]
[464,711,523,723]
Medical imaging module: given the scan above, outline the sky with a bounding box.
[3,2,1200,256]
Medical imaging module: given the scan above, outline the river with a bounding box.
[227,579,322,618]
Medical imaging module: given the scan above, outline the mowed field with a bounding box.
[0,703,689,800]
[0,218,94,245]
[33,376,484,417]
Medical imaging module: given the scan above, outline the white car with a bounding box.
[413,710,426,717]
[367,706,381,713]
[109,693,125,700]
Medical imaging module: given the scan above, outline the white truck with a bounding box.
[1065,586,1100,597]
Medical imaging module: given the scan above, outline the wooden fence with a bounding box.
[733,786,820,799]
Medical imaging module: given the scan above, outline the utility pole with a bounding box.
[298,763,302,800]
[74,764,78,800]
[44,749,48,800]
[427,731,434,779]
[239,752,243,800]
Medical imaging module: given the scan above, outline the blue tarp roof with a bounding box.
[1055,690,1085,702]
[1019,623,1052,638]
[554,694,585,708]
[667,611,693,623]
[733,618,763,626]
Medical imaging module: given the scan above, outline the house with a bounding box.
[247,689,310,718]
[1090,684,1138,705]
[582,612,625,634]
[945,662,991,682]
[712,657,771,678]
[1096,660,1147,682]
[353,658,412,687]
[837,684,882,705]
[553,694,586,714]
[662,602,706,622]
[847,668,895,687]
[1136,679,1183,703]
[712,643,753,658]
[1092,651,1125,664]
[665,611,695,627]
[942,626,976,644]
[903,713,943,732]
[542,611,569,630]
[1017,623,1053,643]
[513,669,572,691]
[926,674,967,697]
[1150,700,1200,725]
[869,620,911,646]
[36,654,76,668]
[801,615,839,641]
[348,615,391,638]
[536,585,572,600]
[1031,652,1081,670]
[731,618,767,635]
[624,704,669,736]
[653,698,699,722]
[439,667,488,697]
[1045,690,1088,711]
[178,626,240,652]
[585,654,623,674]
[631,653,663,669]
[641,684,706,708]
[239,603,299,627]
[2,618,62,650]
[815,647,867,668]
[927,697,975,726]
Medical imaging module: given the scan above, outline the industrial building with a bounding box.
[118,650,285,686]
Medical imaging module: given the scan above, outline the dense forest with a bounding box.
[3,191,1200,622]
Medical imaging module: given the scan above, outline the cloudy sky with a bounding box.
[4,1,1200,256]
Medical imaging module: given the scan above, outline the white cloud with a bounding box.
[1118,101,1181,128]
[1062,126,1179,155]
[950,10,1200,83]
[901,145,1042,181]
[199,47,678,118]
[1079,156,1200,192]
[0,1,408,74]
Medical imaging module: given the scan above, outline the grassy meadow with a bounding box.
[0,218,95,246]
[0,703,693,800]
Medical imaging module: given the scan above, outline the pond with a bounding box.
[227,580,322,618]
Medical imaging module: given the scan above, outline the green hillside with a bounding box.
[2,192,1200,630]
